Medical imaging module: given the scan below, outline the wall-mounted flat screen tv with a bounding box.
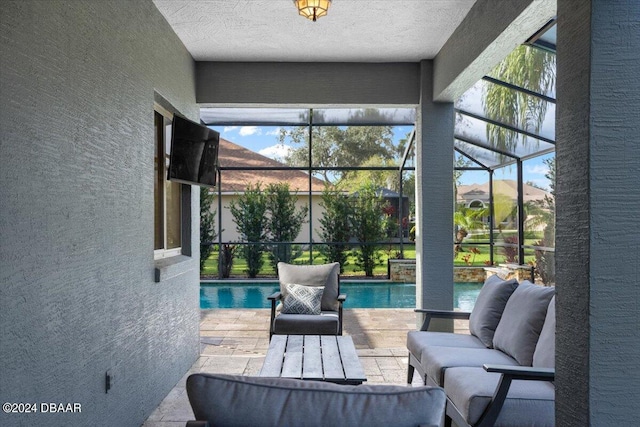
[168,115,219,188]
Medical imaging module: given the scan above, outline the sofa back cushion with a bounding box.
[468,275,519,347]
[278,262,340,311]
[187,374,446,427]
[492,281,555,366]
[532,296,556,368]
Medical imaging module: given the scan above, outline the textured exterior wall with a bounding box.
[0,1,199,426]
[196,62,420,106]
[556,0,640,425]
[415,60,454,330]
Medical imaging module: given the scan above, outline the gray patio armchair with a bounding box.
[268,262,345,339]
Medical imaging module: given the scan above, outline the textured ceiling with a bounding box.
[152,0,477,62]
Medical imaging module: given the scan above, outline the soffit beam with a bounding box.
[433,0,556,102]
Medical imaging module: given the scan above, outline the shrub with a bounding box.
[318,187,352,273]
[229,183,267,278]
[200,187,217,271]
[264,183,308,269]
[533,240,555,285]
[350,184,388,276]
[219,243,236,279]
[501,235,519,263]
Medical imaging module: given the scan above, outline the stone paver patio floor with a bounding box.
[143,308,469,426]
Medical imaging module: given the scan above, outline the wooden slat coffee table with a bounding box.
[259,335,367,385]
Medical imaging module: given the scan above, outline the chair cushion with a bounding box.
[187,373,446,427]
[407,331,485,361]
[273,312,339,335]
[444,367,555,426]
[278,262,340,311]
[281,283,324,315]
[420,346,518,386]
[533,296,556,368]
[493,281,555,366]
[469,275,519,347]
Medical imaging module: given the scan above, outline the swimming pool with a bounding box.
[200,281,482,310]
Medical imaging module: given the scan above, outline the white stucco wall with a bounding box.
[216,194,325,243]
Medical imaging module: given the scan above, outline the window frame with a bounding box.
[154,104,183,260]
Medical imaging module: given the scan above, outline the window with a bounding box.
[154,108,182,258]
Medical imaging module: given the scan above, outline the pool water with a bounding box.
[200,281,482,311]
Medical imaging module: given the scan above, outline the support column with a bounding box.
[415,60,454,330]
[556,1,640,425]
[516,160,525,264]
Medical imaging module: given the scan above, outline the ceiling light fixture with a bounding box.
[294,0,332,22]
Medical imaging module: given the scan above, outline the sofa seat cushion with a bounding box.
[444,367,555,427]
[187,374,446,427]
[273,312,339,335]
[469,275,519,347]
[493,281,555,366]
[407,331,486,360]
[421,346,518,386]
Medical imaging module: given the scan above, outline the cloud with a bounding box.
[259,144,292,162]
[265,127,281,136]
[526,164,549,175]
[239,126,261,136]
[223,126,238,133]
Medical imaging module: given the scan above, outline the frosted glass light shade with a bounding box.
[294,0,331,21]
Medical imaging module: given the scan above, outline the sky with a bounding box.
[212,124,554,191]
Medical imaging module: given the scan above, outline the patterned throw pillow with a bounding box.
[281,283,324,315]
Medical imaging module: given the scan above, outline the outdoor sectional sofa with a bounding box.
[407,276,556,427]
[185,373,446,427]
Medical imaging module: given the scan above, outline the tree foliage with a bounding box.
[454,206,488,257]
[279,125,395,183]
[200,187,217,271]
[229,183,268,278]
[350,183,389,276]
[483,45,556,155]
[318,186,353,272]
[338,155,399,192]
[535,156,556,284]
[493,193,517,229]
[264,183,308,269]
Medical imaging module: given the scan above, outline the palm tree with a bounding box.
[454,206,488,255]
[483,45,556,155]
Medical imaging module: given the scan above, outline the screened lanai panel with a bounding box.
[455,140,509,169]
[455,113,555,160]
[312,108,416,125]
[530,23,557,54]
[201,108,309,125]
[484,45,556,99]
[455,80,555,142]
[455,150,486,169]
[537,25,556,47]
[305,125,405,168]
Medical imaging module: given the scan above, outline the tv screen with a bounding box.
[168,115,219,188]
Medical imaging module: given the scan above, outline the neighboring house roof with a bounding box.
[457,180,551,204]
[217,138,328,192]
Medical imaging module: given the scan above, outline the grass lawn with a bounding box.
[202,244,417,278]
[201,238,544,278]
